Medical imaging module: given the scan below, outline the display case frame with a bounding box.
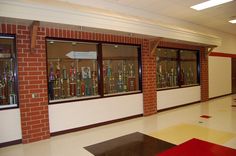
[156,47,200,91]
[46,37,142,104]
[0,34,19,110]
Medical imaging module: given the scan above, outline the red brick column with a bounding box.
[200,48,209,101]
[1,24,50,143]
[141,39,157,116]
[17,25,50,143]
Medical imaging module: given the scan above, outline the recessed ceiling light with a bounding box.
[229,19,236,23]
[229,17,236,24]
[190,0,233,11]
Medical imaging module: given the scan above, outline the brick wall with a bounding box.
[0,23,208,143]
[44,28,157,116]
[141,39,157,115]
[0,23,157,143]
[200,47,209,101]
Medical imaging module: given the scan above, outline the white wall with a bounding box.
[157,86,200,110]
[49,94,143,133]
[0,109,22,143]
[209,56,232,98]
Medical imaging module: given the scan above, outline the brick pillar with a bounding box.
[200,47,209,102]
[17,25,50,143]
[141,39,157,116]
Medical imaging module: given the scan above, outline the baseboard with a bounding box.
[0,139,22,148]
[158,93,234,112]
[157,101,200,112]
[51,114,143,136]
[209,93,233,100]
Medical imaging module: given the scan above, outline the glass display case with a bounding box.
[47,40,99,103]
[156,48,178,89]
[180,50,198,86]
[47,40,141,103]
[156,48,199,90]
[0,35,18,108]
[102,44,140,95]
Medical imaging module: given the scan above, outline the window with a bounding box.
[156,48,199,90]
[102,44,140,95]
[47,39,141,103]
[0,35,18,109]
[156,48,178,89]
[180,50,198,86]
[47,40,99,103]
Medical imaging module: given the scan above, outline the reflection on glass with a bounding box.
[102,44,140,95]
[47,40,99,102]
[156,48,199,90]
[180,50,198,86]
[156,48,178,89]
[0,36,18,108]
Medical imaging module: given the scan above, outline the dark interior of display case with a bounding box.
[0,35,18,108]
[156,48,199,90]
[46,39,141,104]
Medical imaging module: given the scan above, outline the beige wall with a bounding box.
[207,32,235,98]
[157,86,200,110]
[214,33,236,54]
[209,56,232,98]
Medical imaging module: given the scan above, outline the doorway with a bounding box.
[232,58,236,94]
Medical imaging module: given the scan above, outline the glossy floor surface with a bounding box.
[0,95,236,156]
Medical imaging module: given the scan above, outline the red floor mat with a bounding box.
[157,138,236,156]
[200,115,211,119]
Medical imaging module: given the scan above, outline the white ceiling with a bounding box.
[59,0,236,35]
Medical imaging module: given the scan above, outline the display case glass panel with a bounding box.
[0,35,18,109]
[156,48,178,89]
[102,44,140,95]
[47,40,99,103]
[156,48,199,90]
[180,50,198,86]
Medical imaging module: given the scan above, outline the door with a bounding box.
[232,58,236,94]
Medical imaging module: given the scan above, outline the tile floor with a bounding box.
[0,94,236,156]
[85,132,175,156]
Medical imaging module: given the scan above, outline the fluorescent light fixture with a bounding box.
[191,0,233,11]
[229,19,236,23]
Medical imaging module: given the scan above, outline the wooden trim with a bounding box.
[206,46,216,57]
[50,114,143,136]
[209,52,236,58]
[46,37,142,46]
[49,91,142,105]
[157,101,200,112]
[0,139,22,148]
[30,21,40,53]
[150,38,162,55]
